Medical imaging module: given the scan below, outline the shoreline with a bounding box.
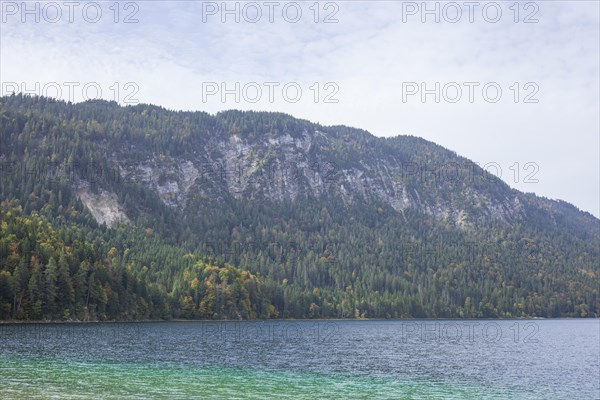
[1,316,597,324]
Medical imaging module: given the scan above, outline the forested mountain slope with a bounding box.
[1,94,598,320]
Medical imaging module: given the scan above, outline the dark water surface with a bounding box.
[0,319,598,399]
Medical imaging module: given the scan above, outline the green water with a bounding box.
[1,358,522,400]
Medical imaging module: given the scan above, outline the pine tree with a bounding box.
[44,257,59,318]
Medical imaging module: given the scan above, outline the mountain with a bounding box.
[1,94,598,320]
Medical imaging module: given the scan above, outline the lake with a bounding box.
[0,320,598,399]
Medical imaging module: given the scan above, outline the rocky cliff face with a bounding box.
[109,127,530,229]
[76,188,130,227]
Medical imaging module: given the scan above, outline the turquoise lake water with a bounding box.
[0,320,598,399]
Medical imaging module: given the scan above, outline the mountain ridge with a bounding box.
[1,94,598,320]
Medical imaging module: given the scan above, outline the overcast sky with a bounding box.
[1,0,598,217]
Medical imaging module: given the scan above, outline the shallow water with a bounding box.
[1,320,598,399]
